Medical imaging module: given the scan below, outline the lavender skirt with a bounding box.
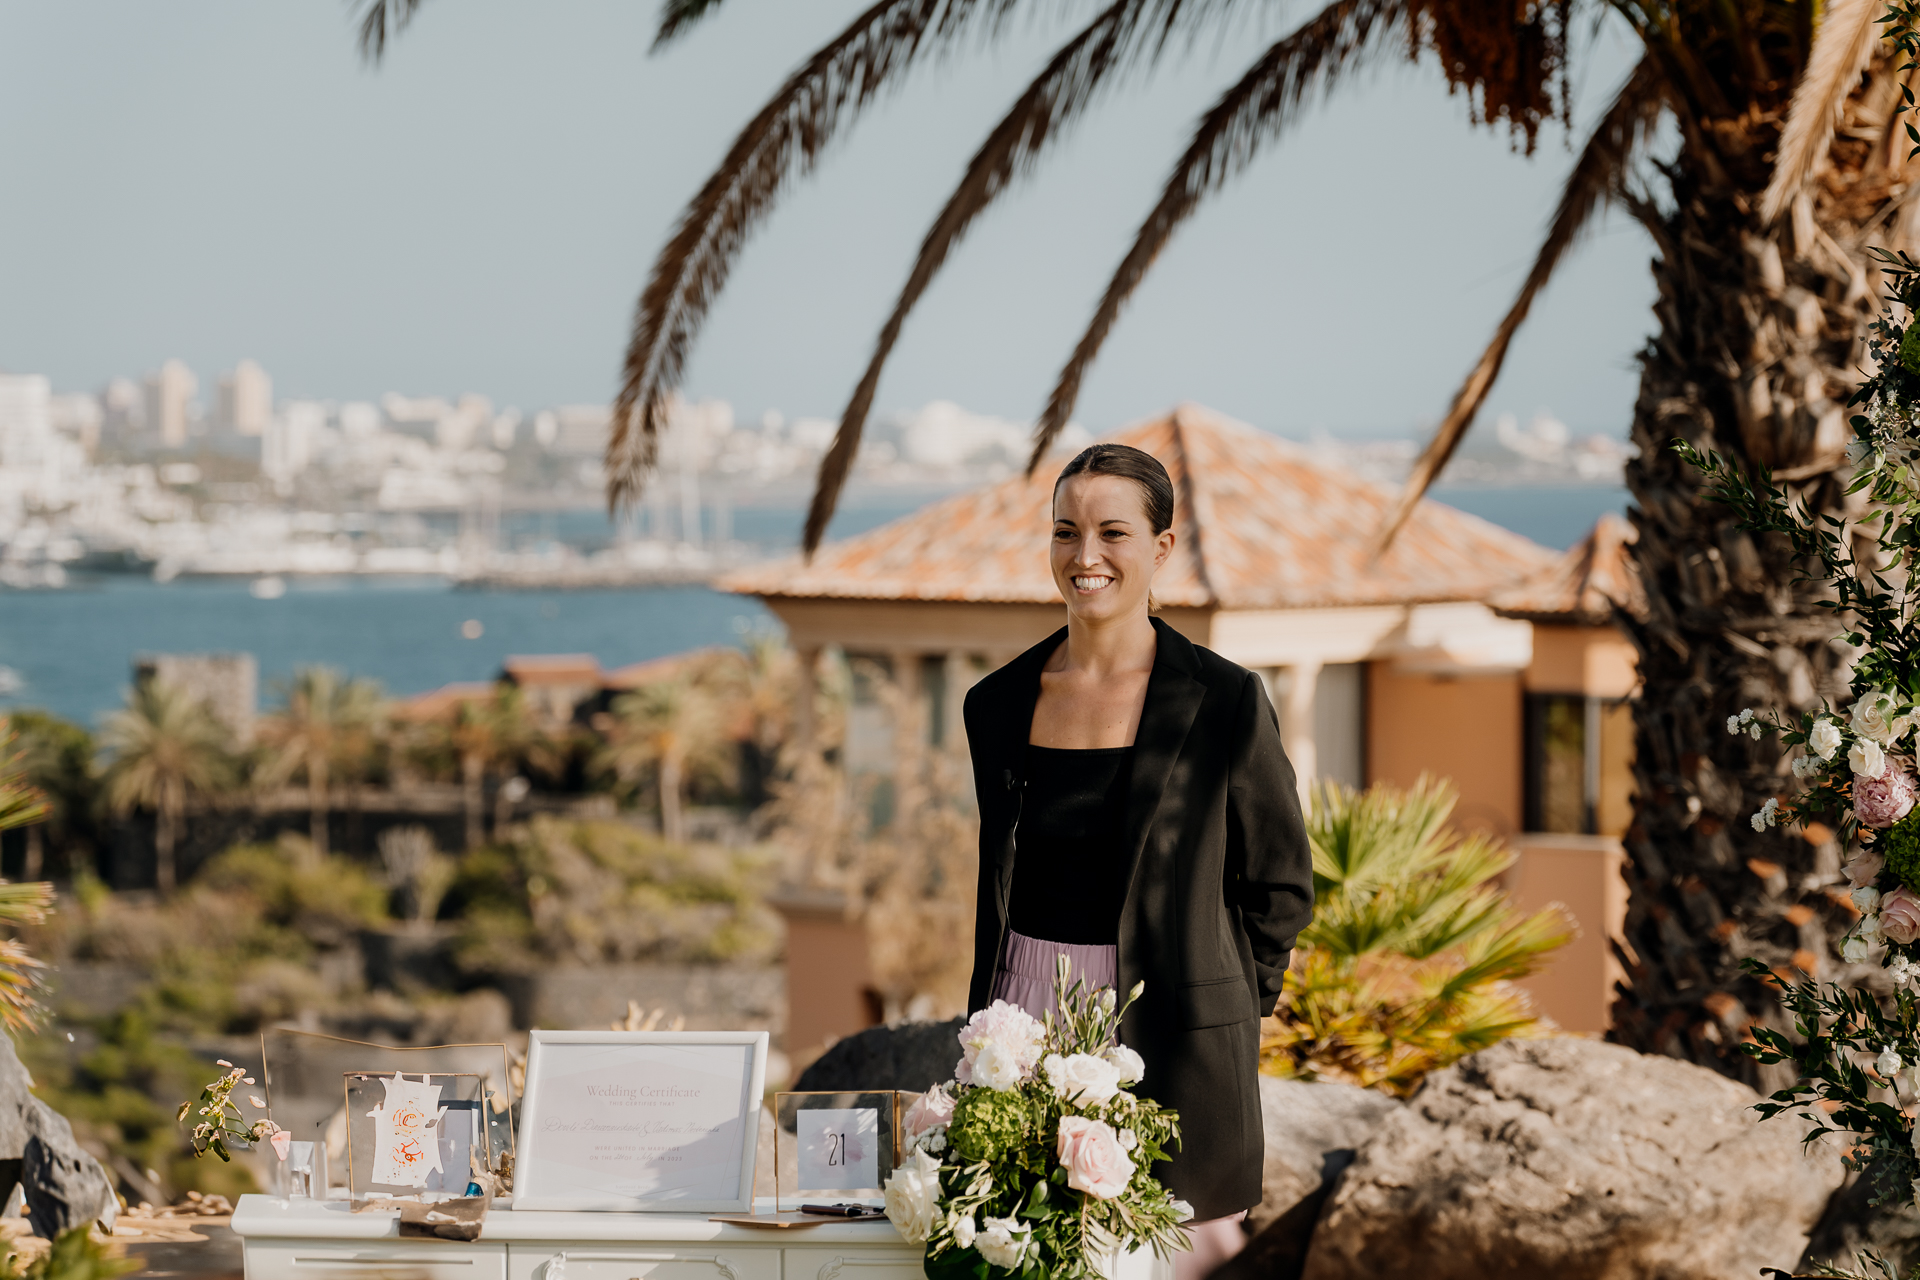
[988,929,1119,1019]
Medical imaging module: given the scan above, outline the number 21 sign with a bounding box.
[796,1107,878,1191]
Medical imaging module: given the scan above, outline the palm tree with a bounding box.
[99,680,236,895]
[255,666,385,861]
[1,712,92,879]
[360,0,1909,1082]
[428,685,541,851]
[595,661,729,844]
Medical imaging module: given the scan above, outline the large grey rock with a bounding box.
[794,1018,965,1093]
[0,1033,116,1237]
[1213,1076,1399,1280]
[1300,1038,1844,1280]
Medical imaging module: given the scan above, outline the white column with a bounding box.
[1282,661,1322,806]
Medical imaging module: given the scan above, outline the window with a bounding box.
[1525,693,1635,835]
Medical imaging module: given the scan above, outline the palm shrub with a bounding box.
[1261,778,1574,1096]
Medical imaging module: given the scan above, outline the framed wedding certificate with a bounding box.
[512,1030,769,1212]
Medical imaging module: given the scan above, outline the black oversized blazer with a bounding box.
[962,617,1314,1220]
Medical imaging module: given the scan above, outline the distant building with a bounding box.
[265,402,324,488]
[216,360,272,436]
[0,375,53,471]
[134,652,257,747]
[144,360,197,448]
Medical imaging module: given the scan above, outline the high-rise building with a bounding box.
[216,359,271,436]
[263,401,324,489]
[0,375,52,471]
[144,359,197,448]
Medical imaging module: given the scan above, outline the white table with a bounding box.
[230,1196,923,1280]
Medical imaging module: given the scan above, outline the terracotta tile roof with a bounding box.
[501,654,602,685]
[389,681,495,721]
[1490,512,1647,624]
[721,405,1557,610]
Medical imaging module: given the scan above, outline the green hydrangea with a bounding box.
[948,1087,1030,1165]
[1902,325,1920,376]
[1885,809,1920,891]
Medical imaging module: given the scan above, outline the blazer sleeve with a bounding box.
[1227,670,1315,1017]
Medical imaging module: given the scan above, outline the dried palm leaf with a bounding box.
[353,0,428,63]
[1026,0,1410,473]
[654,0,730,48]
[1372,55,1666,552]
[608,0,1024,512]
[802,0,1258,552]
[1759,0,1881,225]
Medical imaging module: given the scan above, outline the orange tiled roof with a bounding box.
[389,681,495,721]
[502,654,602,684]
[1490,512,1647,624]
[721,405,1557,610]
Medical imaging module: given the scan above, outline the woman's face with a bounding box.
[1050,473,1174,623]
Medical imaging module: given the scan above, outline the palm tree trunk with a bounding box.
[462,752,484,851]
[1607,102,1895,1088]
[661,752,685,844]
[309,754,329,862]
[23,824,41,881]
[156,781,180,896]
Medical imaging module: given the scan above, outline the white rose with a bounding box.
[1852,738,1888,780]
[1855,690,1904,744]
[883,1149,944,1244]
[1844,935,1871,963]
[1855,886,1884,915]
[971,1040,1028,1091]
[1170,1199,1195,1223]
[950,1215,977,1250]
[1103,1044,1145,1086]
[1117,1129,1138,1151]
[1880,1046,1905,1078]
[974,1216,1030,1270]
[1792,755,1814,779]
[1045,1052,1123,1106]
[1811,719,1844,761]
[1727,714,1744,735]
[1863,914,1889,947]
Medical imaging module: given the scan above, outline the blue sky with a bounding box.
[0,1,1654,439]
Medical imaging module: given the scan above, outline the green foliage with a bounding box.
[443,816,778,975]
[194,840,388,945]
[948,1088,1031,1166]
[1261,778,1573,1096]
[1887,813,1920,892]
[0,1227,136,1280]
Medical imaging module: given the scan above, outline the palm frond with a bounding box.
[1372,53,1666,552]
[1760,0,1881,224]
[1026,0,1410,470]
[353,0,427,64]
[609,0,1024,514]
[799,0,1264,552]
[654,0,730,48]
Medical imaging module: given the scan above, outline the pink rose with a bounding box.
[1055,1116,1135,1200]
[1856,767,1918,829]
[1846,850,1887,889]
[1883,887,1920,946]
[903,1086,954,1139]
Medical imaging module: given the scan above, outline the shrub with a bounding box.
[1260,777,1574,1096]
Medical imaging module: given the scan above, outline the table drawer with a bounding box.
[507,1245,782,1280]
[245,1238,507,1280]
[781,1245,925,1280]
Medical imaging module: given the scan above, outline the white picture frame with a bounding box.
[512,1030,769,1213]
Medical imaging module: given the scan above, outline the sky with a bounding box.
[0,1,1656,441]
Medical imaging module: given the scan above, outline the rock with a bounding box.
[0,1034,115,1237]
[1799,1160,1920,1273]
[1212,1076,1399,1280]
[793,1018,965,1094]
[1299,1038,1844,1280]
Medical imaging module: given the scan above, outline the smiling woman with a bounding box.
[960,442,1314,1280]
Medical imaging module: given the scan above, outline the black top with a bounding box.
[1007,743,1135,946]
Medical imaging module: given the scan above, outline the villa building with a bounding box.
[721,405,1646,1057]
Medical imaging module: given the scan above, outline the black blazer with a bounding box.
[962,617,1314,1219]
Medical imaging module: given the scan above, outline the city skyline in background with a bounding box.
[0,1,1656,440]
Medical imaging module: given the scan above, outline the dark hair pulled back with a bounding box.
[1052,444,1175,534]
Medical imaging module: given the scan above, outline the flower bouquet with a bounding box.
[882,958,1190,1280]
[177,1060,287,1163]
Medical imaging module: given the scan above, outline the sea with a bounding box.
[0,484,1628,727]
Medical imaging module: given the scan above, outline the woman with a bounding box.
[962,443,1313,1278]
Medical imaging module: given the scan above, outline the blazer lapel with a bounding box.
[1116,620,1206,916]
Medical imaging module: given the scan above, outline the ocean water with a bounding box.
[0,485,1627,726]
